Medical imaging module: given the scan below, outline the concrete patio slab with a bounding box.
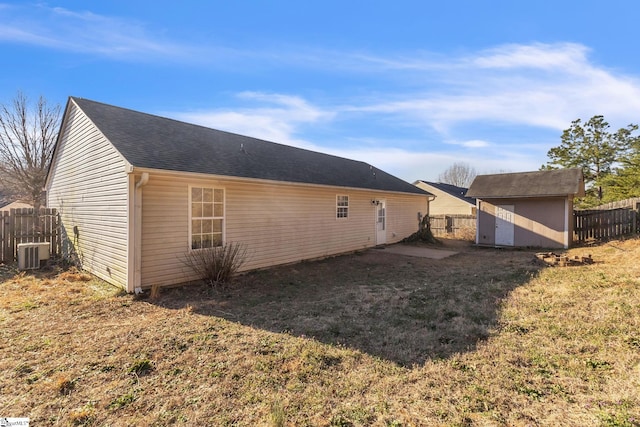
[376,244,458,259]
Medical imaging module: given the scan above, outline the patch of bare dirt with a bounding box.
[154,240,541,366]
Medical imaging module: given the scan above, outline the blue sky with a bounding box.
[2,1,640,183]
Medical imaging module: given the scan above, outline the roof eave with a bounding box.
[130,166,432,196]
[471,193,579,199]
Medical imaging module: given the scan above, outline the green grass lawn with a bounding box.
[1,239,639,426]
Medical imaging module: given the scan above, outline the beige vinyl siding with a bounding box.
[384,194,426,240]
[47,101,130,288]
[139,176,190,285]
[140,172,427,288]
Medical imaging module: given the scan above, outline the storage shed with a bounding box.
[46,97,430,292]
[466,169,585,248]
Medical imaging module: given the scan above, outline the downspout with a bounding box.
[133,173,149,294]
[422,194,436,232]
[475,199,481,245]
[426,195,436,216]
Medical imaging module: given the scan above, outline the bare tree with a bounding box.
[437,162,477,187]
[0,92,61,209]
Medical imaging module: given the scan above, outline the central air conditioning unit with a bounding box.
[17,242,50,270]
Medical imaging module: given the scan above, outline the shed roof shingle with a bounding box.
[70,97,427,195]
[466,168,585,198]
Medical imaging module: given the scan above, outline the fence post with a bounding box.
[1,211,9,262]
[0,207,61,263]
[574,207,640,244]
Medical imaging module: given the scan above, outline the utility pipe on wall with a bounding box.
[133,172,149,294]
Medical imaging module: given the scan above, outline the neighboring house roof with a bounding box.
[67,97,427,196]
[466,168,585,198]
[0,189,31,210]
[0,201,33,211]
[414,181,476,205]
[0,189,12,208]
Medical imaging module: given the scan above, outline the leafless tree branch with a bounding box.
[437,162,477,188]
[0,91,61,209]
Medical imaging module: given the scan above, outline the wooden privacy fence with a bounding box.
[0,208,60,263]
[590,197,640,211]
[574,208,639,243]
[429,214,476,238]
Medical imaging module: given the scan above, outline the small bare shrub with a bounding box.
[69,403,95,426]
[270,400,286,427]
[53,375,75,395]
[57,267,93,283]
[181,242,247,288]
[128,358,153,376]
[150,283,161,300]
[403,215,439,244]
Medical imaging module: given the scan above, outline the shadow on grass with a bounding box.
[154,245,544,366]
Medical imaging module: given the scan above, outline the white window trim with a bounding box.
[188,185,226,250]
[336,194,349,219]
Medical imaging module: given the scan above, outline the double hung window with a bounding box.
[190,187,224,249]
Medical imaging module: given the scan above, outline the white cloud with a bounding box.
[460,140,491,148]
[319,146,539,183]
[170,92,334,149]
[3,5,638,183]
[236,92,333,123]
[168,91,543,182]
[0,4,199,60]
[165,41,640,180]
[347,42,640,135]
[471,43,590,71]
[4,4,639,134]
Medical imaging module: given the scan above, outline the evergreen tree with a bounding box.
[543,115,637,206]
[600,132,640,201]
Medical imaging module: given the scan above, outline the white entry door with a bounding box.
[376,200,387,245]
[495,205,515,246]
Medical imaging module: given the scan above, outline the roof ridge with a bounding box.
[69,97,428,195]
[71,97,375,168]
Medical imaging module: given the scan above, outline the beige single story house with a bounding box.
[413,181,476,215]
[466,169,585,248]
[46,97,430,292]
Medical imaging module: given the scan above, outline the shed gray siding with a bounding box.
[47,100,131,288]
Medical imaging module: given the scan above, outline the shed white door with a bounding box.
[376,200,386,245]
[495,205,514,246]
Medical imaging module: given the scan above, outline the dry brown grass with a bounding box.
[56,267,94,283]
[1,238,639,426]
[454,225,477,241]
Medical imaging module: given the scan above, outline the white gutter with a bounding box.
[136,172,149,189]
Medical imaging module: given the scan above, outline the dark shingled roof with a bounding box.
[466,168,585,198]
[70,97,427,196]
[416,181,475,205]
